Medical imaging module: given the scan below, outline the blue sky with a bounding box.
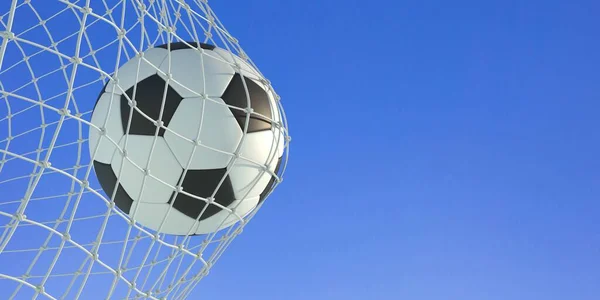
[199,0,600,299]
[0,0,598,299]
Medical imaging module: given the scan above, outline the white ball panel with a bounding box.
[89,92,124,164]
[164,97,242,169]
[158,49,235,98]
[212,48,262,82]
[195,196,259,234]
[267,91,286,158]
[228,130,281,199]
[106,47,168,95]
[129,202,200,235]
[110,136,182,204]
[275,129,286,159]
[268,91,280,122]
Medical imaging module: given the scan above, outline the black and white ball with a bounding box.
[89,42,285,235]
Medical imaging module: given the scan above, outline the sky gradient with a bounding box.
[198,0,600,299]
[0,0,598,299]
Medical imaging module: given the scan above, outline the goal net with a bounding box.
[0,0,289,299]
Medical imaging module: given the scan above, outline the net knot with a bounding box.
[0,31,15,40]
[13,213,26,221]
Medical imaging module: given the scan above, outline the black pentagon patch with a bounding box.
[121,74,183,136]
[221,74,273,133]
[259,157,283,204]
[156,41,215,51]
[93,161,134,214]
[169,168,236,221]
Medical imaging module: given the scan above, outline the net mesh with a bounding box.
[0,0,289,299]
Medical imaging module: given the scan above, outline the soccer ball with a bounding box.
[88,42,286,235]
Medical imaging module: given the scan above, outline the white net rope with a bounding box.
[0,0,290,299]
